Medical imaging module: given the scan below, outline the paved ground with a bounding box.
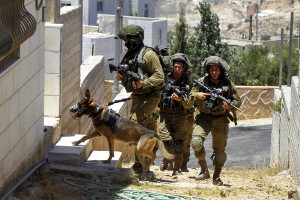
[156,118,272,169]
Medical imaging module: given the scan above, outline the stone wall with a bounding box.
[79,56,106,135]
[236,86,276,120]
[0,0,45,196]
[57,6,83,135]
[270,76,300,184]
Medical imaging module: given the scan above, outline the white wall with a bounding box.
[0,0,45,194]
[45,23,63,117]
[270,76,300,184]
[82,32,115,79]
[128,19,168,47]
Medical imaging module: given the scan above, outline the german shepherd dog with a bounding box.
[69,89,174,179]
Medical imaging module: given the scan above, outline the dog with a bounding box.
[69,89,175,179]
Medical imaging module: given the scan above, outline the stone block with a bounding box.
[48,134,93,166]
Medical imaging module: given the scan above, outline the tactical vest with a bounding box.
[160,75,190,111]
[198,76,233,113]
[120,45,165,94]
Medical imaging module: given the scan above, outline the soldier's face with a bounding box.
[173,61,184,77]
[209,65,221,80]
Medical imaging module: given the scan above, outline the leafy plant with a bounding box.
[170,8,187,54]
[260,33,271,41]
[273,97,282,112]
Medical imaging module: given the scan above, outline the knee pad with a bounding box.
[213,151,227,167]
[174,140,184,154]
[191,136,203,153]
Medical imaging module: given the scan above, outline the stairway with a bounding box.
[46,89,135,181]
[47,134,134,182]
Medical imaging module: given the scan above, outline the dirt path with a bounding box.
[9,162,298,200]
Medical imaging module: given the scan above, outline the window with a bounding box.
[144,4,149,17]
[61,0,71,7]
[97,1,103,12]
[61,3,71,7]
[0,0,36,72]
[158,29,162,45]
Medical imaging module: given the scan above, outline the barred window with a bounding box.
[0,0,36,73]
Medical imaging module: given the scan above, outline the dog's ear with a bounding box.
[85,89,91,98]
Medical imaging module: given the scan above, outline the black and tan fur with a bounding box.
[70,89,174,179]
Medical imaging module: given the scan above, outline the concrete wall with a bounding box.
[97,15,168,47]
[82,33,115,80]
[0,0,45,195]
[79,55,106,135]
[56,6,83,135]
[45,23,63,117]
[270,76,300,184]
[236,86,276,120]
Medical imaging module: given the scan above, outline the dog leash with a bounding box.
[107,97,133,106]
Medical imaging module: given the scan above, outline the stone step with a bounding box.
[48,134,93,166]
[83,150,123,169]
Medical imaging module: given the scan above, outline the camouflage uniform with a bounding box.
[118,25,165,173]
[181,106,195,172]
[158,53,192,176]
[184,56,241,185]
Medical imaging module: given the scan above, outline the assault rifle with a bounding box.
[109,63,142,81]
[192,79,242,112]
[164,79,189,102]
[192,79,242,125]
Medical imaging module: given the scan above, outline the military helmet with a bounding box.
[202,56,230,73]
[118,24,144,44]
[171,53,192,68]
[171,53,192,75]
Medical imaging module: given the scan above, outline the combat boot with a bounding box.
[180,162,189,172]
[167,161,174,171]
[213,167,223,186]
[172,162,183,176]
[160,158,169,171]
[195,160,210,180]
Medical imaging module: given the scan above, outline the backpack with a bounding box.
[137,45,172,80]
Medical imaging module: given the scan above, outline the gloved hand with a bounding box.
[116,72,123,81]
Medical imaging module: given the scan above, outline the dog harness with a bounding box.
[94,109,121,132]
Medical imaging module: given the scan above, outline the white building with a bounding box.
[60,0,156,25]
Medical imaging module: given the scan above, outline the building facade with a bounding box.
[60,0,155,25]
[0,0,45,196]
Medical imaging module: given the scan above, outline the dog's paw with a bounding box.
[102,160,112,163]
[72,141,79,146]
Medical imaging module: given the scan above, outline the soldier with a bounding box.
[180,106,195,172]
[184,56,241,185]
[159,53,192,176]
[117,25,165,173]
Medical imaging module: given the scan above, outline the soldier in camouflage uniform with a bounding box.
[183,56,241,185]
[159,53,192,176]
[180,106,195,172]
[117,25,165,173]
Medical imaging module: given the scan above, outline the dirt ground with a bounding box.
[9,161,299,200]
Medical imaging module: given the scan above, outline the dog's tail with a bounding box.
[156,137,175,160]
